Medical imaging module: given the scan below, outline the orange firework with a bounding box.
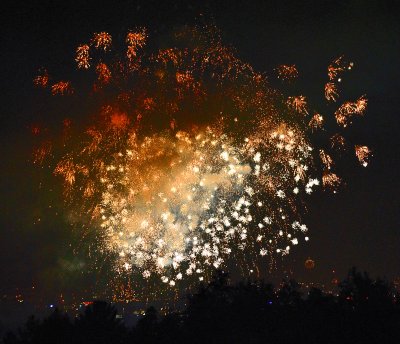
[126,29,147,48]
[92,32,112,51]
[110,112,130,131]
[308,113,324,131]
[142,97,155,111]
[322,171,341,190]
[51,81,74,95]
[33,69,49,88]
[176,71,194,86]
[54,158,76,186]
[75,44,91,69]
[319,149,333,170]
[325,82,339,102]
[287,96,308,115]
[355,145,371,167]
[328,56,346,81]
[31,25,371,294]
[330,134,346,150]
[126,29,147,64]
[355,96,368,113]
[96,63,112,85]
[33,141,52,164]
[31,124,41,136]
[156,48,180,66]
[83,128,102,154]
[335,96,368,127]
[276,64,298,81]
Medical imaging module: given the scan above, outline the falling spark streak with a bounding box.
[328,56,352,81]
[319,149,333,170]
[287,96,308,115]
[325,82,339,102]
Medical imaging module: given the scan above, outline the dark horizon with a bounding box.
[3,269,400,343]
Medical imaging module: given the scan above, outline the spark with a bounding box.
[287,96,308,115]
[319,149,333,170]
[308,113,324,131]
[335,96,368,127]
[96,63,112,85]
[109,112,130,131]
[75,45,91,69]
[325,82,339,101]
[276,64,298,81]
[126,29,147,65]
[92,32,112,51]
[51,81,74,95]
[355,145,371,167]
[330,134,346,150]
[33,141,52,164]
[33,69,49,88]
[322,171,341,190]
[328,56,347,81]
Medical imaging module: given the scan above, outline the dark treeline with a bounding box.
[3,268,400,344]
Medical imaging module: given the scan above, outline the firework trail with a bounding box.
[32,25,370,291]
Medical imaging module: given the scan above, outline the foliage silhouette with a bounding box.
[74,301,126,344]
[3,268,400,344]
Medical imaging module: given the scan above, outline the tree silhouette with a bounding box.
[182,271,236,343]
[3,268,400,344]
[339,267,393,308]
[34,308,72,344]
[277,279,302,306]
[3,310,72,344]
[74,301,126,344]
[17,316,39,344]
[338,267,399,343]
[2,331,19,344]
[130,306,159,343]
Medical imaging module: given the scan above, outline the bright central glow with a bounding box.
[99,127,315,284]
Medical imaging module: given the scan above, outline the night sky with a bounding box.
[1,0,399,298]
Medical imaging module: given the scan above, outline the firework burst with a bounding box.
[32,25,370,292]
